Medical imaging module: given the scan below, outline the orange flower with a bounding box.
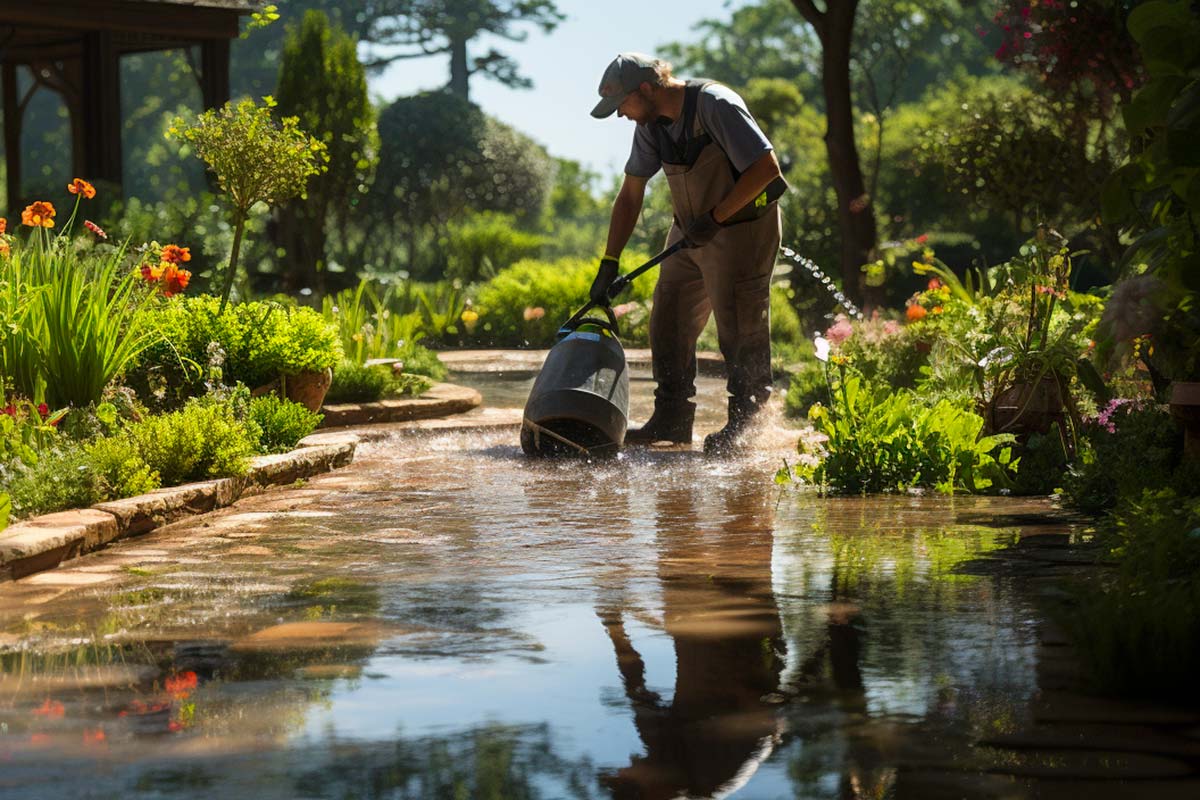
[0,240,9,258]
[931,305,944,315]
[161,244,191,264]
[21,201,56,228]
[161,264,191,297]
[141,262,164,283]
[905,304,927,322]
[0,217,7,234]
[67,178,96,199]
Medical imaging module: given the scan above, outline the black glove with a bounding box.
[590,256,620,305]
[682,210,722,248]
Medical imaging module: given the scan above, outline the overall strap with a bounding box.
[655,79,715,167]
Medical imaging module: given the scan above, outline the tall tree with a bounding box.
[275,10,377,293]
[790,0,880,309]
[360,1,564,100]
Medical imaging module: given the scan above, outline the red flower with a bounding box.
[34,699,65,718]
[2,404,15,417]
[84,220,107,239]
[915,233,929,244]
[165,671,198,698]
[37,403,49,418]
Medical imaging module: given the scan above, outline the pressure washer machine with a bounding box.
[520,243,684,457]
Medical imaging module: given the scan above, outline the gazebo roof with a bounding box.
[0,1,258,55]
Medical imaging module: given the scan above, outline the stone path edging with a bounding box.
[438,349,726,377]
[317,382,481,428]
[0,441,355,582]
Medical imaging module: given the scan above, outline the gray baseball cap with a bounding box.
[590,52,659,119]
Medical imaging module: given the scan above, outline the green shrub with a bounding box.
[1063,402,1190,514]
[124,397,258,486]
[131,296,342,405]
[249,394,323,454]
[1064,490,1200,700]
[85,435,161,501]
[445,211,546,283]
[4,445,100,519]
[328,361,389,403]
[793,373,1017,494]
[473,255,656,347]
[327,361,433,404]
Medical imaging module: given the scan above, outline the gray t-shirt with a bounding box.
[624,82,773,178]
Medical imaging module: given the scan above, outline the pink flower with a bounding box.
[522,306,545,322]
[825,315,854,345]
[612,302,638,319]
[883,320,901,335]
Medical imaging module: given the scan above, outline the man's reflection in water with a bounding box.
[598,472,785,799]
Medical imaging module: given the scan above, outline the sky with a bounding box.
[367,0,753,178]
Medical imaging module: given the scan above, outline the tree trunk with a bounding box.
[792,0,880,312]
[821,7,879,311]
[448,35,469,100]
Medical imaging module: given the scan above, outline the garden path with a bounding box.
[0,369,1198,798]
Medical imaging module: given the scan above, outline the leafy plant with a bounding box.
[85,435,161,501]
[327,361,432,404]
[1064,489,1200,700]
[4,444,101,519]
[168,97,328,310]
[121,397,258,486]
[249,394,322,454]
[793,372,1018,494]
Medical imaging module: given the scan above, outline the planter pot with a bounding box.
[282,368,333,414]
[989,377,1064,436]
[1169,380,1200,459]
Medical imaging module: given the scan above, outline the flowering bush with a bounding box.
[0,181,183,408]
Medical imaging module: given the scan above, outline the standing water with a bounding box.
[0,371,1115,799]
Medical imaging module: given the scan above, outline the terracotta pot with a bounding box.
[282,368,333,413]
[989,377,1064,435]
[1169,380,1200,459]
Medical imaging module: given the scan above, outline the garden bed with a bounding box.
[0,439,355,582]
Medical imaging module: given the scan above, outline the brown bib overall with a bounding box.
[650,84,782,407]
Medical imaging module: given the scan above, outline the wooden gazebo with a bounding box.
[0,0,256,206]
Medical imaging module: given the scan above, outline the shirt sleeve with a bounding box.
[624,123,662,178]
[697,84,773,174]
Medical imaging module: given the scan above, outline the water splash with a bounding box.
[779,247,865,321]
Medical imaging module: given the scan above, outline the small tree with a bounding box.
[169,97,327,311]
[275,10,377,294]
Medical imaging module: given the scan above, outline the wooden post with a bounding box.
[81,31,121,188]
[200,39,230,110]
[3,62,21,209]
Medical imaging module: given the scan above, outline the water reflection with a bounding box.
[600,471,783,798]
[0,417,1065,798]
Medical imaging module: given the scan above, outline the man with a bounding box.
[589,53,785,455]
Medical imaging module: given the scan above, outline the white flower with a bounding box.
[814,335,831,363]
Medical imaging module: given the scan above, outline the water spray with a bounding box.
[779,246,865,321]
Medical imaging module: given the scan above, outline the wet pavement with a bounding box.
[1,370,1198,799]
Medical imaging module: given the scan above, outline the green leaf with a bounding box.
[1128,1,1197,47]
[1124,76,1189,135]
[0,492,9,531]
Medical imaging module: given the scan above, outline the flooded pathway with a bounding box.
[1,372,1197,798]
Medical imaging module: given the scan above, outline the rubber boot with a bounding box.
[625,400,696,445]
[703,396,762,455]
